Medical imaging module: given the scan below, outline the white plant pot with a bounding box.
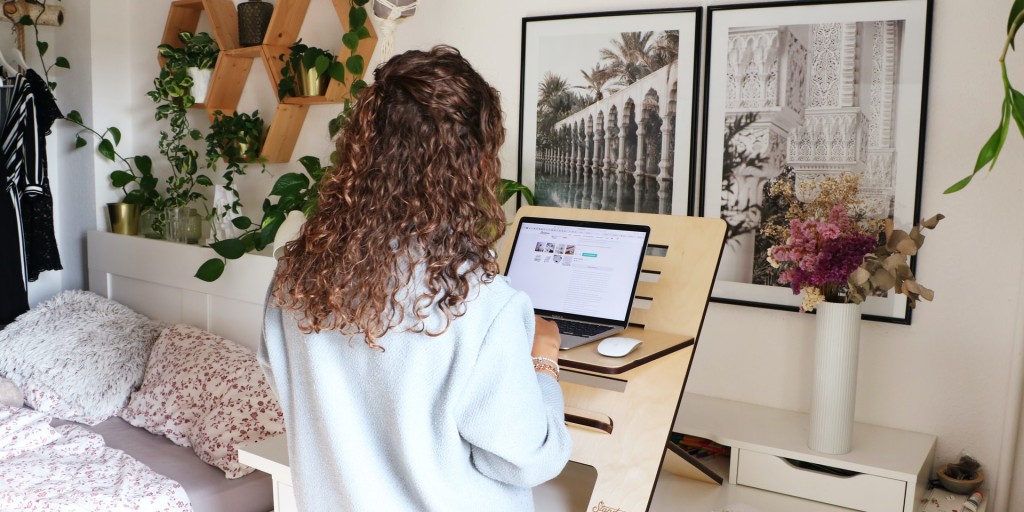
[188,67,212,103]
[808,301,861,455]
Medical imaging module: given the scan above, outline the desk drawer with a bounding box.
[735,448,906,511]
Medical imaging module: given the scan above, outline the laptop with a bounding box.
[504,216,651,350]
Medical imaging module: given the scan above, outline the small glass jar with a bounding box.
[183,208,203,245]
[139,208,164,239]
[165,206,202,244]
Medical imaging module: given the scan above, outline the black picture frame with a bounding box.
[518,8,703,217]
[699,0,934,323]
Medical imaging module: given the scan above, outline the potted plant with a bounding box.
[155,31,219,106]
[204,110,267,243]
[936,455,985,495]
[149,37,212,243]
[277,40,346,99]
[207,110,265,164]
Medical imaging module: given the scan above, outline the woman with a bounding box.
[260,45,572,511]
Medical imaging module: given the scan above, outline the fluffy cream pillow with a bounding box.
[119,324,285,478]
[0,290,164,424]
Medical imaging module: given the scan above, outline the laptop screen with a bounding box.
[504,217,650,325]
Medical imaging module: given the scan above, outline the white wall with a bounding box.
[41,0,1024,509]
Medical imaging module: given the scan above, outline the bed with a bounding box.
[0,230,281,512]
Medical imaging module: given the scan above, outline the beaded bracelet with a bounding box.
[533,362,559,380]
[532,357,560,380]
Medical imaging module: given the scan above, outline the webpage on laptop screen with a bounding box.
[507,222,646,321]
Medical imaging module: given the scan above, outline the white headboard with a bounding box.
[87,231,276,352]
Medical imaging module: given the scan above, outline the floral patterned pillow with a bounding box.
[119,324,285,479]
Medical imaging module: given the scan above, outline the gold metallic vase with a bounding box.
[107,202,140,235]
[293,61,330,97]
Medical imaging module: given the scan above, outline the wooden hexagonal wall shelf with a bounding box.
[160,0,378,163]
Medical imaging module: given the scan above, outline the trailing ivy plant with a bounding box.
[147,33,214,211]
[14,0,164,214]
[205,109,267,218]
[946,0,1024,193]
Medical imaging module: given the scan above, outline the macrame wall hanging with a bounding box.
[371,0,417,63]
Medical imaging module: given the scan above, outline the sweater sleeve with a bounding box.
[454,291,573,488]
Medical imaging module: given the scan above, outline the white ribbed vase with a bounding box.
[808,301,861,455]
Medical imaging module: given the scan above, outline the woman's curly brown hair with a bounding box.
[272,45,507,347]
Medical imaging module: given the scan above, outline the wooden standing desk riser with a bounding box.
[499,206,725,512]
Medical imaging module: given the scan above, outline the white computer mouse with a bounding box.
[597,336,643,358]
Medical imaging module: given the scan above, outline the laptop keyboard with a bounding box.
[551,318,613,338]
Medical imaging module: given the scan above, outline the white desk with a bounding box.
[237,435,297,512]
[238,394,976,512]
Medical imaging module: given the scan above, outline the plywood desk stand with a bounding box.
[499,206,725,512]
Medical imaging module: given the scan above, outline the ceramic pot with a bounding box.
[188,67,211,103]
[238,0,273,47]
[808,301,861,455]
[937,464,985,494]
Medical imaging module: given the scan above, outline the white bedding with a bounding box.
[0,405,192,512]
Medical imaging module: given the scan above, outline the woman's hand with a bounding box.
[531,316,561,361]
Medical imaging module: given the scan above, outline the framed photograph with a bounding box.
[519,8,702,216]
[700,0,933,323]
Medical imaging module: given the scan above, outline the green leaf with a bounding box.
[350,79,367,97]
[195,258,226,282]
[134,155,153,174]
[74,135,87,149]
[17,15,33,26]
[270,173,310,196]
[260,211,286,246]
[944,174,975,194]
[353,0,369,6]
[298,156,325,179]
[109,127,121,145]
[498,179,536,205]
[350,6,368,29]
[36,40,48,57]
[232,216,253,230]
[1010,87,1024,138]
[196,175,214,187]
[210,238,247,259]
[110,170,135,188]
[66,110,83,124]
[355,26,371,40]
[314,54,331,75]
[98,139,117,161]
[1010,0,1024,49]
[302,197,319,218]
[303,50,319,70]
[55,56,70,69]
[974,104,1011,173]
[346,55,364,76]
[342,32,360,52]
[140,175,158,192]
[328,62,346,82]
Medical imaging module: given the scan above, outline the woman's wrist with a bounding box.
[532,356,559,381]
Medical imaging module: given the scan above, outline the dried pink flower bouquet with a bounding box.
[763,173,943,312]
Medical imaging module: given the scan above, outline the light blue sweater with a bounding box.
[259,273,573,511]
